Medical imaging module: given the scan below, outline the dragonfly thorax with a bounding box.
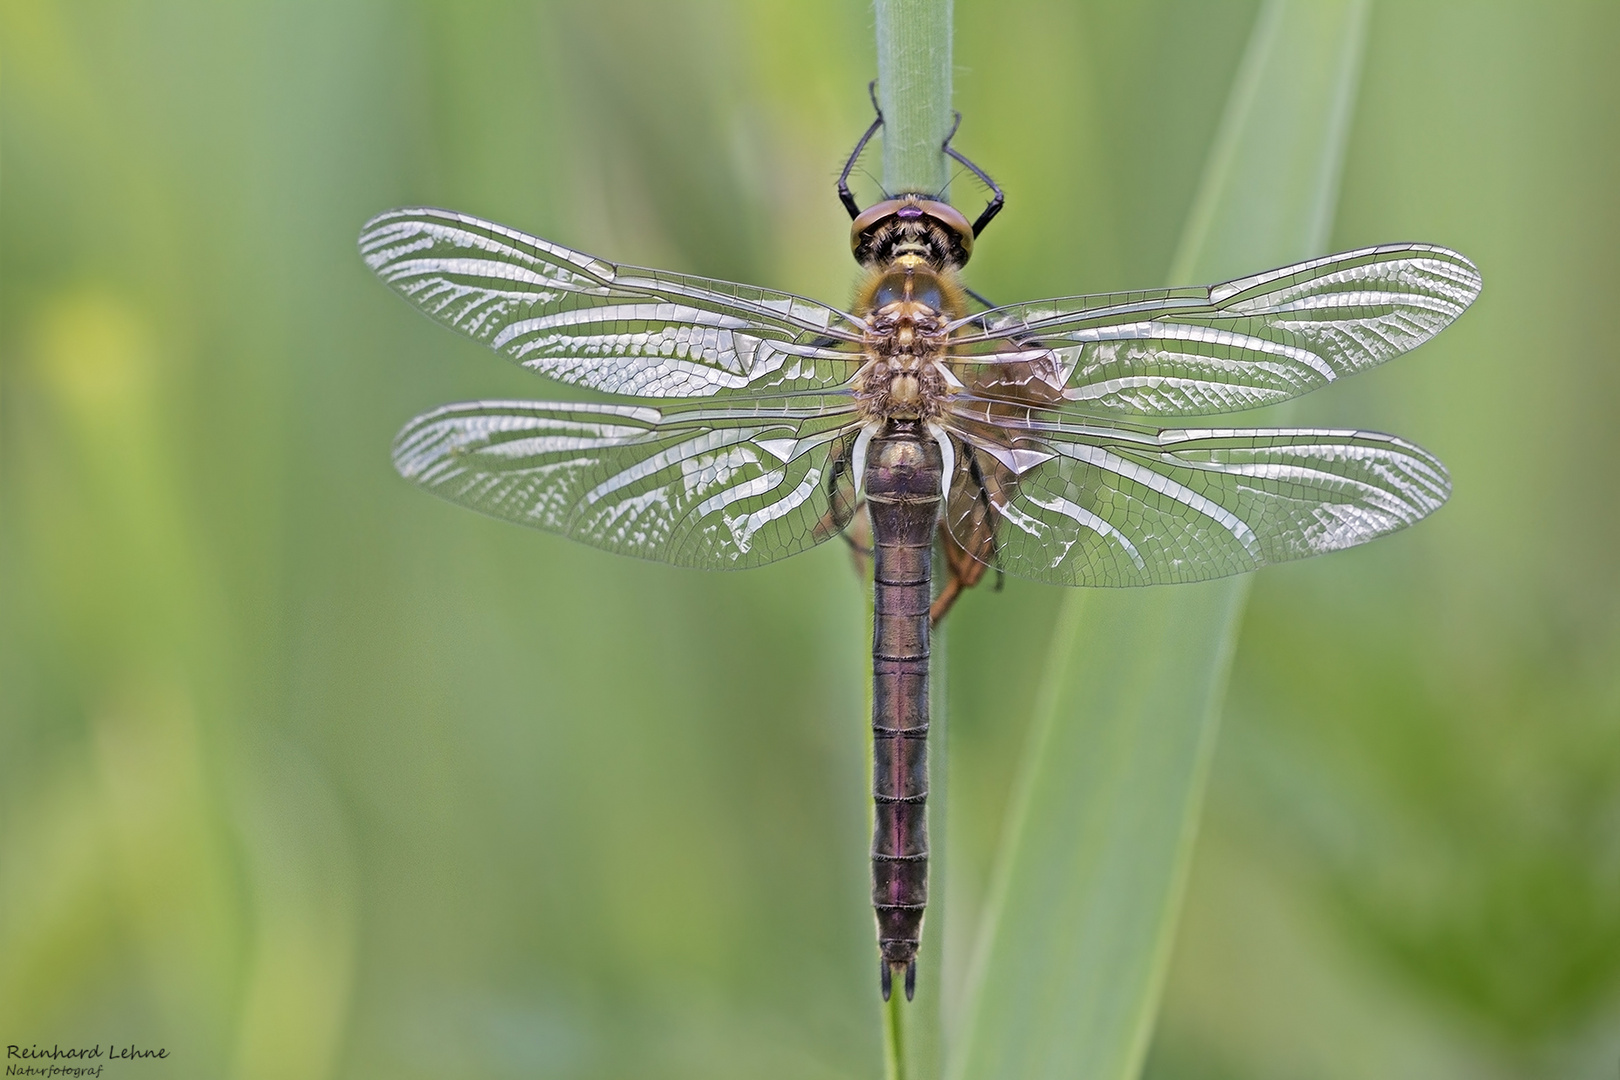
[855,259,961,421]
[855,357,954,421]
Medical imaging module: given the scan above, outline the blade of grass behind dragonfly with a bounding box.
[945,3,1370,1079]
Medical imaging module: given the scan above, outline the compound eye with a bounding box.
[915,283,943,311]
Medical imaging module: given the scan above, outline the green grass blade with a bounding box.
[951,583,1246,1080]
[946,4,1371,1079]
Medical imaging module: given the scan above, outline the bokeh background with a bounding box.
[3,2,1617,1078]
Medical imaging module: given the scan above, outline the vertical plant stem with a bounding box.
[873,4,952,1079]
[883,986,908,1080]
[875,0,953,197]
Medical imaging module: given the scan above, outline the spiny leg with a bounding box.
[810,433,873,590]
[842,503,873,582]
[969,448,1007,597]
[932,449,1001,625]
[841,504,874,557]
[962,284,998,312]
[811,429,861,542]
[838,81,885,219]
[941,110,1005,237]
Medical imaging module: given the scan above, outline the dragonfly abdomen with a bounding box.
[865,422,943,1001]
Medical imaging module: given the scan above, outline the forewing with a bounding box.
[950,245,1480,416]
[945,418,1449,587]
[393,398,862,569]
[361,208,865,398]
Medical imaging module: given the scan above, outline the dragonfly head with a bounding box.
[851,196,974,271]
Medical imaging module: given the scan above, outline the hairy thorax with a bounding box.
[852,257,964,422]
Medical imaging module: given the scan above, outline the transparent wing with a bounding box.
[948,245,1480,416]
[361,208,866,399]
[943,412,1449,587]
[393,397,863,569]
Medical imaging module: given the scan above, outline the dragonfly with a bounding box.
[360,103,1479,1003]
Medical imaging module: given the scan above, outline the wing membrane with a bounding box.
[944,416,1449,587]
[949,245,1480,416]
[393,398,862,569]
[361,208,865,398]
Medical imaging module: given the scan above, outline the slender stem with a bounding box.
[884,986,908,1080]
[875,0,954,196]
[874,6,952,1079]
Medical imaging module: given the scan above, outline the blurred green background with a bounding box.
[2,2,1617,1078]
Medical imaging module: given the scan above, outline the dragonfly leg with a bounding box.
[838,81,885,219]
[842,517,875,558]
[812,432,862,545]
[826,501,872,583]
[943,111,1005,237]
[930,572,965,625]
[811,495,860,540]
[962,284,998,311]
[932,449,1001,624]
[932,528,990,624]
